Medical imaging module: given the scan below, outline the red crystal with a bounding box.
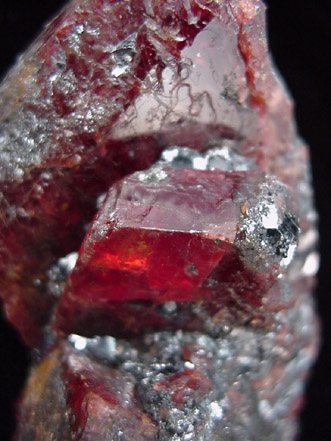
[55,166,289,336]
[14,341,158,441]
[64,350,157,440]
[0,0,308,346]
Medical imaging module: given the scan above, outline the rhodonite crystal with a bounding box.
[54,157,299,337]
[0,0,319,440]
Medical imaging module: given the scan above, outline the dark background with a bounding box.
[0,1,330,440]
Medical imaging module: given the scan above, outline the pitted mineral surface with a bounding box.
[0,0,319,440]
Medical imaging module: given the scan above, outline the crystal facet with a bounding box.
[54,158,299,337]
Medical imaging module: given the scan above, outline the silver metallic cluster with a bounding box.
[236,178,299,268]
[159,145,256,171]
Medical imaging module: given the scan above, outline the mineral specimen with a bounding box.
[54,154,299,337]
[15,319,317,441]
[0,0,319,440]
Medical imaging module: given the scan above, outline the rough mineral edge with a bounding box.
[0,0,316,345]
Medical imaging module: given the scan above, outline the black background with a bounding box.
[0,1,330,440]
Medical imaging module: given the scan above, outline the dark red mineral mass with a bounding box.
[0,1,319,440]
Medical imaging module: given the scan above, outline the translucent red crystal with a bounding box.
[64,349,158,440]
[55,166,288,336]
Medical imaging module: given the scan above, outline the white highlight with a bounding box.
[258,399,274,421]
[184,361,195,370]
[69,334,87,351]
[209,402,224,420]
[281,243,297,266]
[96,192,106,208]
[58,252,78,272]
[192,156,208,170]
[262,204,279,229]
[111,65,129,77]
[163,301,177,313]
[161,148,179,162]
[302,252,320,276]
[297,229,318,253]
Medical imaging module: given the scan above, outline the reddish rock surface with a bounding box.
[15,311,318,441]
[0,1,319,440]
[14,341,158,441]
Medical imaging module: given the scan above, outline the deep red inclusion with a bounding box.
[153,368,213,405]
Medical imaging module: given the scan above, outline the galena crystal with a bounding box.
[0,1,319,440]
